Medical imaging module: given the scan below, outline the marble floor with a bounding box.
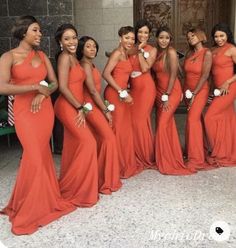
[0,114,236,248]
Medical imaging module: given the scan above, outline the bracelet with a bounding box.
[77,105,83,111]
[103,108,110,114]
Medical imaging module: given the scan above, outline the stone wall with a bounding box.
[74,0,133,72]
[0,0,74,59]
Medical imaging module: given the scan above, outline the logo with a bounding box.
[209,221,231,242]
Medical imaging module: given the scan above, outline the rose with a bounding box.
[185,89,193,99]
[119,89,129,99]
[83,102,93,114]
[214,89,221,96]
[161,94,168,102]
[39,80,49,87]
[107,104,115,111]
[143,51,150,59]
[104,100,115,112]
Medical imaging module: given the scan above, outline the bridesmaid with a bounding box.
[103,26,141,178]
[129,19,157,170]
[0,16,75,235]
[183,28,212,171]
[54,24,98,206]
[205,23,236,166]
[77,36,122,194]
[152,26,193,175]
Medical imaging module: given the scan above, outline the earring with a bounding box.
[60,43,63,51]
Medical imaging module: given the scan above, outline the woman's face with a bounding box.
[83,39,97,59]
[60,28,78,54]
[156,31,171,49]
[24,22,42,46]
[120,32,135,50]
[137,25,150,43]
[187,32,200,46]
[214,31,227,47]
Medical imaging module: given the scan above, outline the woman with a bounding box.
[54,24,98,206]
[152,26,193,175]
[205,23,236,166]
[77,36,122,194]
[129,19,157,170]
[0,16,75,235]
[183,28,212,171]
[103,26,141,178]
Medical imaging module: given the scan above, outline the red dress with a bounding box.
[205,43,236,166]
[129,45,156,169]
[54,63,99,206]
[152,56,193,175]
[83,66,122,194]
[1,50,75,235]
[183,48,210,170]
[104,59,141,178]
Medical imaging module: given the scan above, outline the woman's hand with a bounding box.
[187,95,195,111]
[219,81,230,95]
[124,93,134,104]
[105,111,113,127]
[37,85,51,97]
[162,100,170,112]
[31,94,46,113]
[75,110,86,127]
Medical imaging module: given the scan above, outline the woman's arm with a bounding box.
[102,50,122,92]
[138,46,157,73]
[57,53,83,109]
[82,62,113,126]
[82,63,107,111]
[43,54,58,94]
[0,51,49,96]
[193,50,212,94]
[166,48,178,95]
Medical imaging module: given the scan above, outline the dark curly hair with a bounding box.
[12,15,39,41]
[77,36,99,61]
[211,23,236,46]
[134,19,152,43]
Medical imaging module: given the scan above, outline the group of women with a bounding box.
[0,15,235,235]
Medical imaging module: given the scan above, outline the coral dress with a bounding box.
[83,66,122,194]
[54,63,98,206]
[104,59,141,178]
[152,57,193,175]
[129,44,156,170]
[205,43,236,166]
[1,50,75,235]
[183,48,210,170]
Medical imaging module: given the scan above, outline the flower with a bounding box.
[39,80,49,87]
[83,102,93,114]
[185,89,193,99]
[143,51,150,59]
[119,90,129,99]
[130,71,142,78]
[214,89,221,96]
[161,94,168,102]
[104,100,115,112]
[107,104,115,111]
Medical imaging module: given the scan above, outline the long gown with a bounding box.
[129,44,156,170]
[54,63,99,207]
[104,59,141,178]
[152,56,193,175]
[205,42,236,166]
[83,65,122,194]
[183,48,210,170]
[0,50,76,235]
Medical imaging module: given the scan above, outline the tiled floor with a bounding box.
[0,114,235,248]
